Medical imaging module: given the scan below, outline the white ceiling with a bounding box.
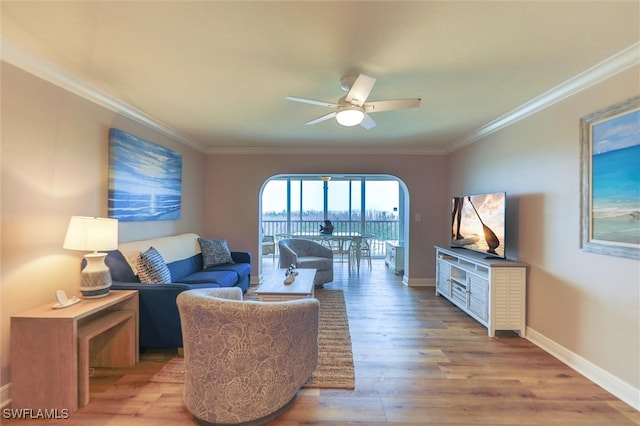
[1,1,639,154]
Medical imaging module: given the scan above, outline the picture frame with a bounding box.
[580,96,640,259]
[108,128,182,221]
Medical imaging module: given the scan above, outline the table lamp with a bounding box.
[63,216,118,298]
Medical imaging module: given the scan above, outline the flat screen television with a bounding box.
[451,192,506,258]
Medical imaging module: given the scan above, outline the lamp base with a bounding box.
[81,253,112,298]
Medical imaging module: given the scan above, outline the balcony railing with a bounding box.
[261,219,400,257]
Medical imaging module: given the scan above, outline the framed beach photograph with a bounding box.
[580,96,640,259]
[109,129,182,221]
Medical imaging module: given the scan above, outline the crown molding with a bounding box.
[450,41,640,153]
[1,37,208,154]
[205,145,448,156]
[3,36,638,156]
[1,37,444,156]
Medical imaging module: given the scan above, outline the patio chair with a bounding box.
[278,238,333,288]
[262,234,276,262]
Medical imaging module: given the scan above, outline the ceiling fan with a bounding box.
[286,73,421,129]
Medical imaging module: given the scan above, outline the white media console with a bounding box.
[434,245,527,337]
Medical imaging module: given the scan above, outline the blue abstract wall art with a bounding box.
[109,129,182,221]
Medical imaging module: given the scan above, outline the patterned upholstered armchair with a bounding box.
[261,229,276,262]
[176,287,319,425]
[278,238,333,288]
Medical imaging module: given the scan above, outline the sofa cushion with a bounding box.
[206,262,251,282]
[167,253,204,282]
[137,247,172,284]
[119,233,202,276]
[103,232,252,349]
[105,250,140,283]
[179,270,238,288]
[198,238,234,268]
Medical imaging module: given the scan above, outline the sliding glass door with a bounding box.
[261,175,403,257]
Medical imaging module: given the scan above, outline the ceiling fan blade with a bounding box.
[344,74,376,107]
[286,96,338,108]
[364,98,421,113]
[360,113,377,130]
[305,111,337,125]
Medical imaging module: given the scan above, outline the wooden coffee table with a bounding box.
[256,268,316,301]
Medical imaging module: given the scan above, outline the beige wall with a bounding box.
[448,65,640,390]
[0,63,450,392]
[0,63,207,387]
[203,154,449,280]
[2,59,638,405]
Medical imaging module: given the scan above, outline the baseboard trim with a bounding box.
[526,327,639,411]
[404,277,434,287]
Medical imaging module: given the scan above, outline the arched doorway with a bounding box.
[258,174,410,280]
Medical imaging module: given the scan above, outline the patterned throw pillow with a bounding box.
[198,238,235,268]
[137,247,172,284]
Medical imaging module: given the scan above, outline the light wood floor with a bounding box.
[8,258,638,425]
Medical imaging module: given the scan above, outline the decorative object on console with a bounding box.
[108,128,182,221]
[580,96,640,259]
[63,216,118,298]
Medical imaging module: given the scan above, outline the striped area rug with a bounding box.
[151,288,355,389]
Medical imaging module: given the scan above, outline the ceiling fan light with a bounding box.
[335,107,364,127]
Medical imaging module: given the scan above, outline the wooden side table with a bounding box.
[10,290,139,411]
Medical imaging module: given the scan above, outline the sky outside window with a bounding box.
[262,177,397,216]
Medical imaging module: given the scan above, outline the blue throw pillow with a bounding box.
[137,247,172,284]
[198,238,235,268]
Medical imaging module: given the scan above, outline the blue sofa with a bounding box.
[105,233,251,348]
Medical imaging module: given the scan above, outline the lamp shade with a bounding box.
[63,216,118,252]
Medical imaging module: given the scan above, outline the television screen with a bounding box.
[451,192,506,258]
